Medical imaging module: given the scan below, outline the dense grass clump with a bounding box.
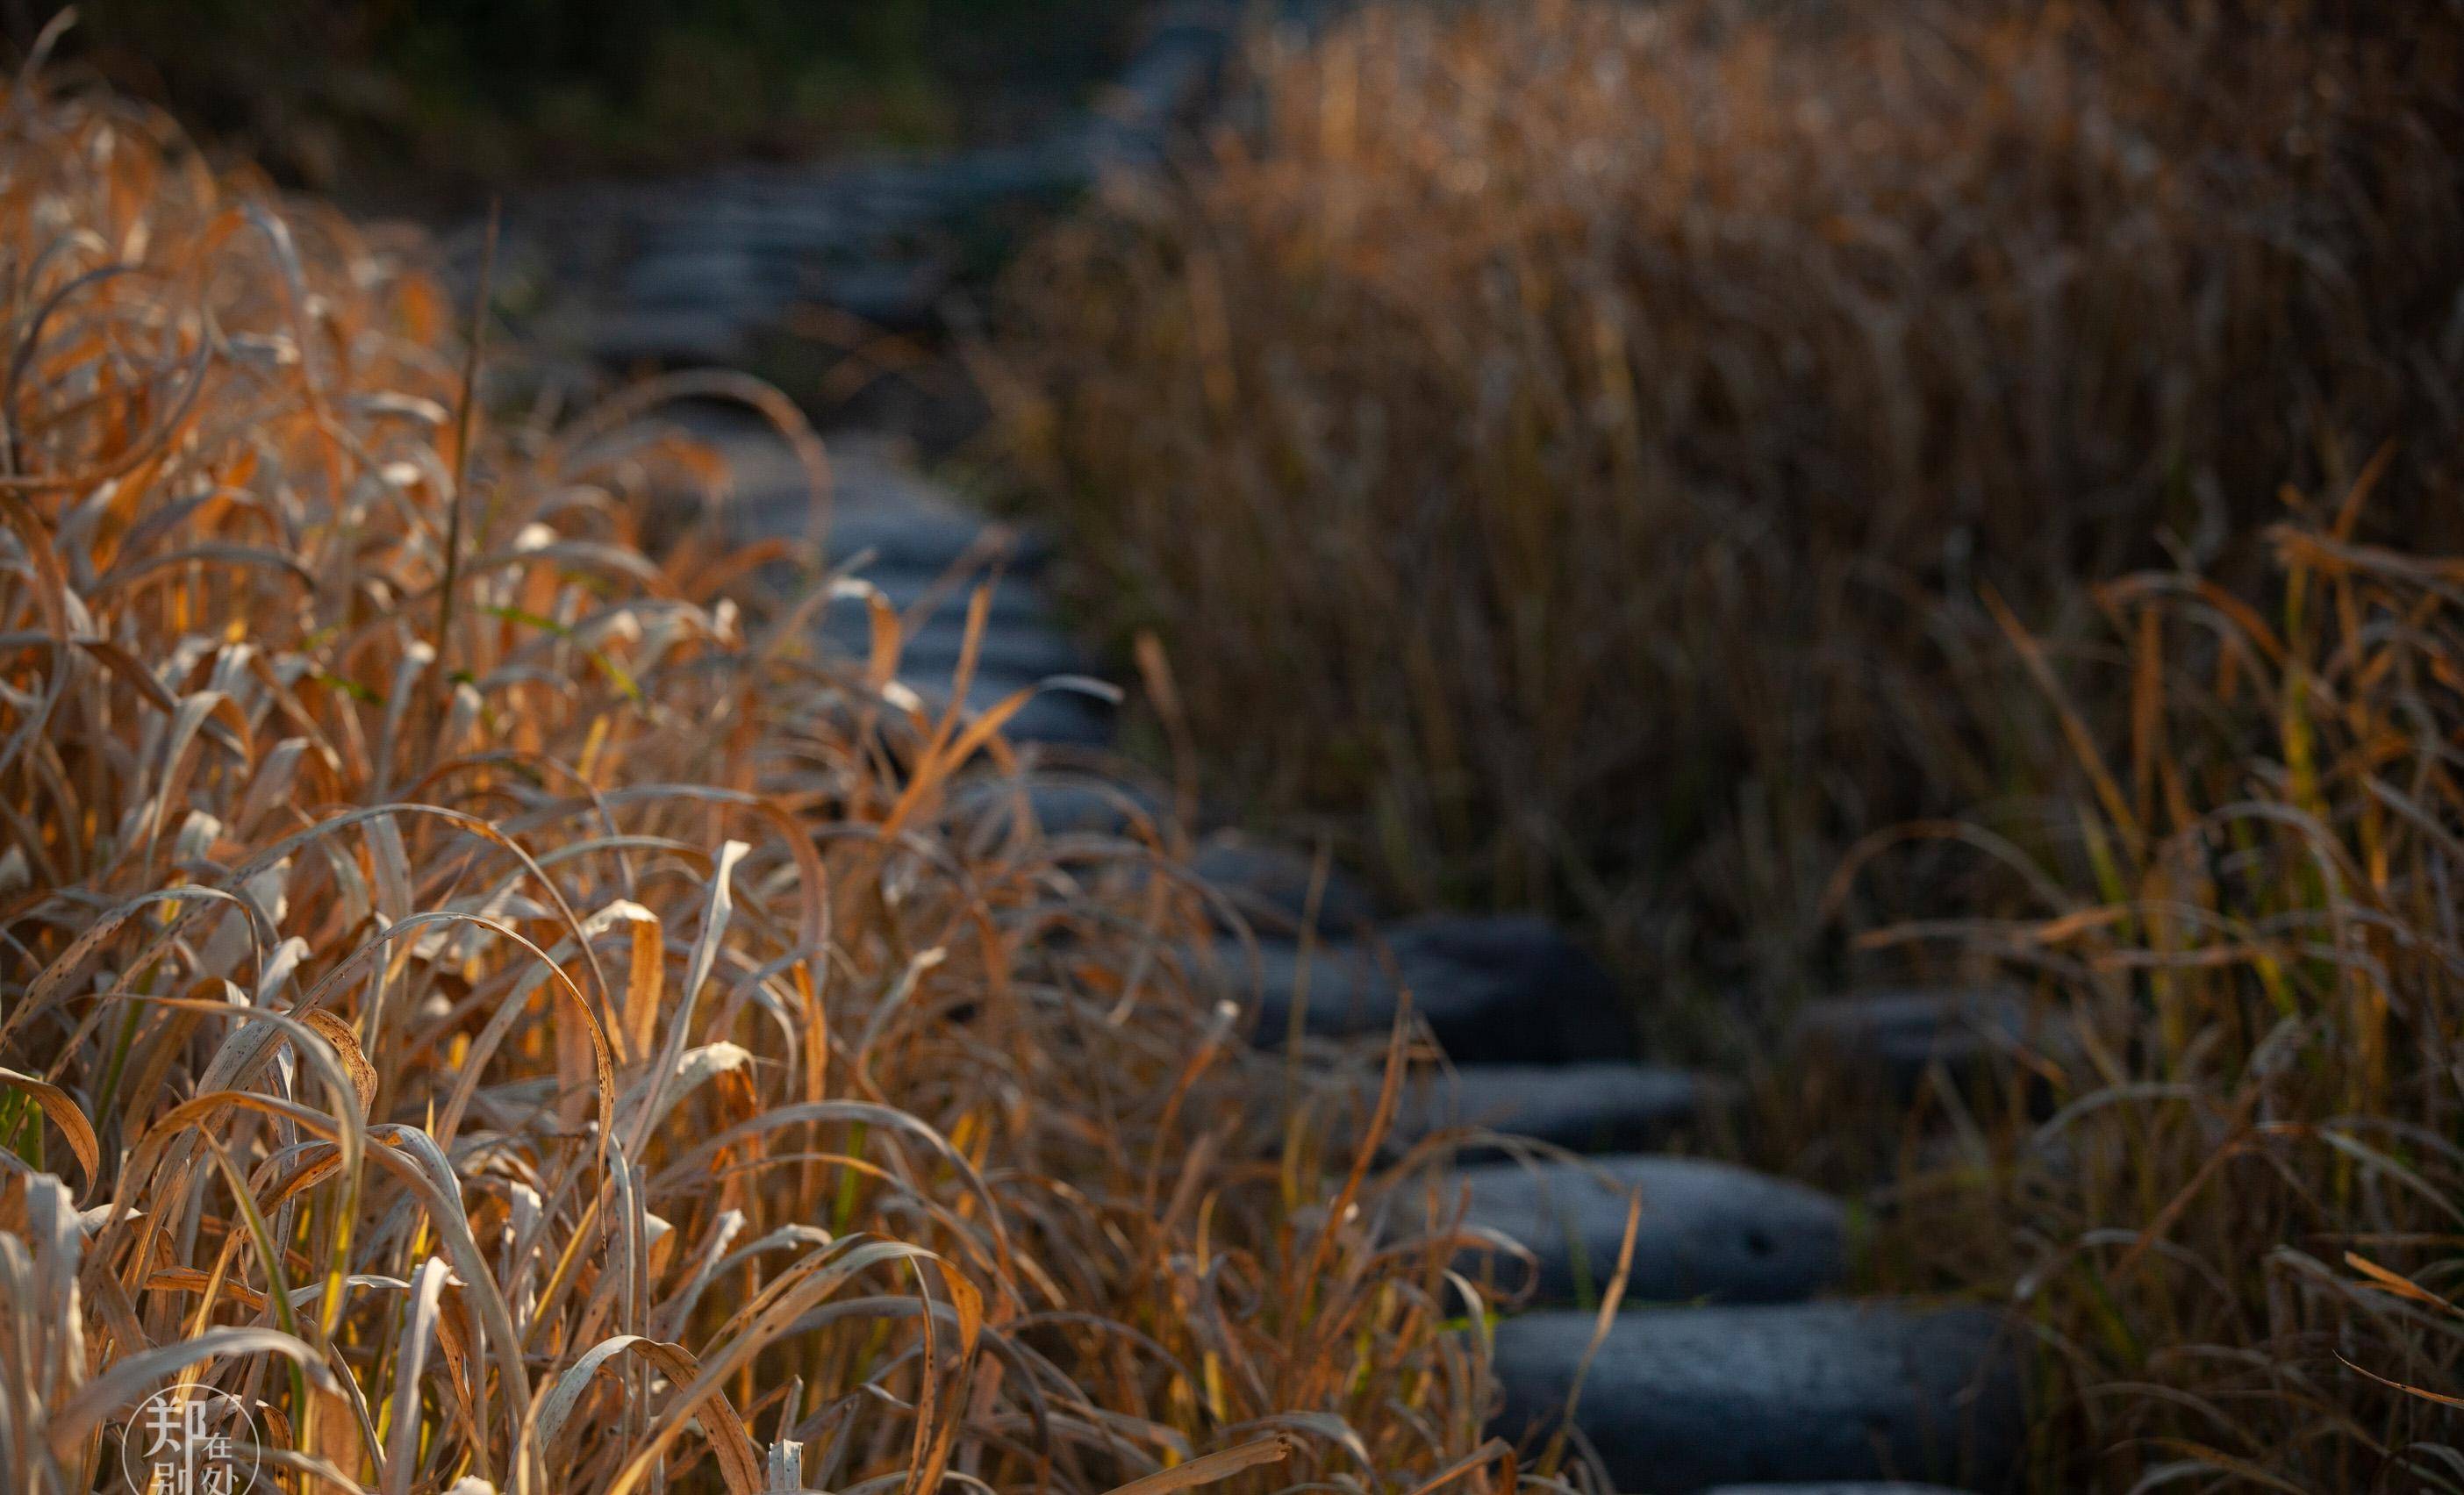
[992,0,2464,1022]
[1862,482,2464,1490]
[997,0,2464,1484]
[0,69,1508,1495]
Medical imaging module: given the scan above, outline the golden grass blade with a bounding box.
[0,1069,97,1198]
[628,840,749,1155]
[1535,1187,1640,1475]
[1096,1432,1294,1495]
[298,1010,380,1118]
[2334,1354,2464,1411]
[366,1127,536,1475]
[601,1240,945,1495]
[1398,1437,1512,1495]
[535,1333,763,1491]
[1985,583,2144,859]
[47,1327,342,1452]
[380,1258,454,1495]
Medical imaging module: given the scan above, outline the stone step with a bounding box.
[831,670,1113,748]
[1491,1304,2023,1494]
[473,0,1246,357]
[1391,1062,1729,1157]
[669,421,1107,749]
[819,609,1092,681]
[590,308,749,365]
[1200,915,1629,1063]
[767,643,1111,749]
[802,509,1054,576]
[1788,988,2045,1095]
[1443,1155,1844,1306]
[1188,833,1381,936]
[936,783,1391,940]
[948,774,1169,841]
[913,676,1114,748]
[942,790,1402,941]
[697,426,1056,575]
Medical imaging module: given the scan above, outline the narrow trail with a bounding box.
[483,8,2030,1491]
[477,0,1255,363]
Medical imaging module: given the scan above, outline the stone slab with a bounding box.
[1443,1155,1844,1305]
[1207,915,1628,1063]
[1789,988,2045,1094]
[948,776,1169,841]
[1491,1304,2024,1493]
[1392,1062,1726,1156]
[1189,833,1381,936]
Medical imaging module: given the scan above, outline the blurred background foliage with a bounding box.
[992,0,2464,1042]
[7,0,1144,204]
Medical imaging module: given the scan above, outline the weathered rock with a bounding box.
[1385,915,1630,1060]
[1443,1155,1844,1305]
[820,612,1092,682]
[1207,916,1628,1063]
[589,309,749,366]
[808,259,948,332]
[1393,1062,1726,1156]
[678,422,1057,573]
[1491,1304,2024,1493]
[671,418,1099,741]
[823,514,1054,578]
[620,244,789,307]
[1788,988,2044,1094]
[1189,833,1380,936]
[949,776,1168,841]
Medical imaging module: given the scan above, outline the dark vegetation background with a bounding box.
[994,0,2464,1042]
[9,0,1143,204]
[988,4,2464,1483]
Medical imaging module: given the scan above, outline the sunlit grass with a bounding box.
[0,58,1515,1495]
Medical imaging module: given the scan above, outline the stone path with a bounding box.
[476,0,1265,362]
[505,7,2031,1487]
[673,406,2030,1494]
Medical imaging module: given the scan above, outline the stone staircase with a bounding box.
[666,404,2029,1495]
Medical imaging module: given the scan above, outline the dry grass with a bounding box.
[992,2,2464,1484]
[990,0,2464,1026]
[1851,476,2464,1490]
[0,62,1515,1495]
